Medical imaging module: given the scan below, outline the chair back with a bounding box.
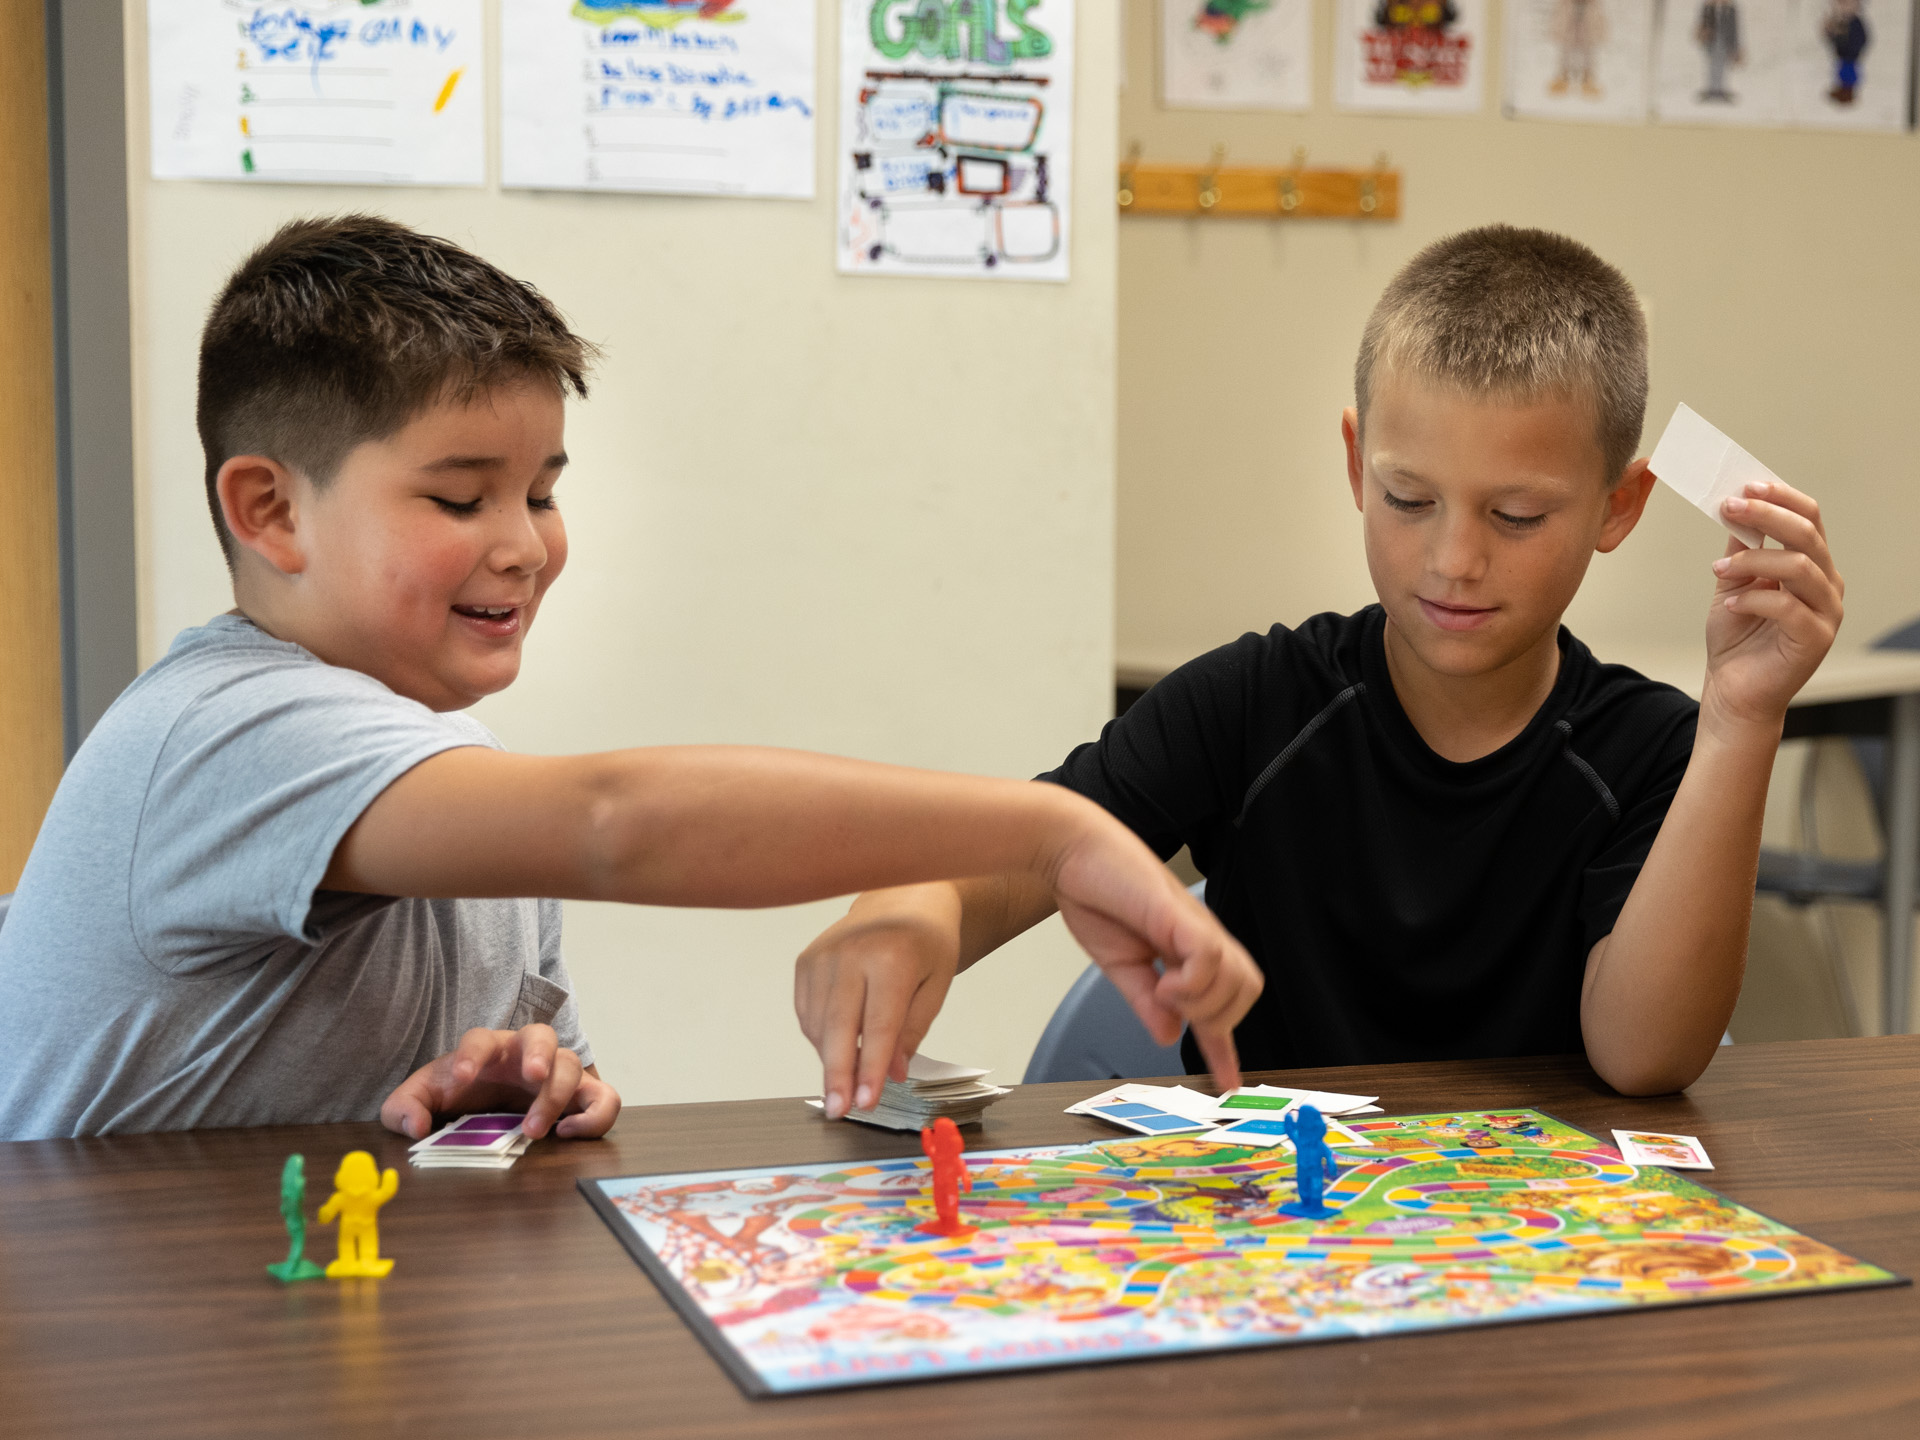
[1847,619,1920,821]
[1021,962,1187,1084]
[1022,879,1203,1084]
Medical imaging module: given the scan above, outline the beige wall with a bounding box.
[1117,0,1920,671]
[125,1,1119,1105]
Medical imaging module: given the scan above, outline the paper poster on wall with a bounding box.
[1333,0,1489,113]
[148,0,484,185]
[1781,0,1910,130]
[1652,0,1790,125]
[1160,0,1313,111]
[837,0,1074,282]
[500,0,817,197]
[1504,0,1654,123]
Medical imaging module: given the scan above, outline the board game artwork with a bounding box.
[580,1109,1901,1396]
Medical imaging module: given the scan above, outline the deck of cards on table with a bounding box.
[1612,1129,1714,1170]
[409,1113,533,1169]
[1067,1082,1382,1140]
[807,1054,1009,1131]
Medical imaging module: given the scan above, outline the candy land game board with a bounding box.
[578,1109,1902,1395]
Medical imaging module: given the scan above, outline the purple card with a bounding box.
[453,1114,524,1133]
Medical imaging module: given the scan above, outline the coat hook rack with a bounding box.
[1117,144,1401,221]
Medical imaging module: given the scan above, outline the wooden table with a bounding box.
[3,1039,1916,1440]
[1120,643,1920,1035]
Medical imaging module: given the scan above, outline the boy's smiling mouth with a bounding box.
[1417,598,1497,632]
[452,603,524,637]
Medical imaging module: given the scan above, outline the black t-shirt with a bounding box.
[1040,606,1698,1072]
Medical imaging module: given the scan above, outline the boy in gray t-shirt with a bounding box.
[0,217,1262,1141]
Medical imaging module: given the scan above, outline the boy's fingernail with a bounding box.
[1712,557,1731,573]
[825,1091,845,1117]
[1745,480,1769,495]
[1724,497,1747,512]
[854,1085,873,1110]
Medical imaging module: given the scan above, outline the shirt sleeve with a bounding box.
[129,661,490,975]
[1039,635,1267,863]
[1578,702,1699,952]
[537,898,593,1067]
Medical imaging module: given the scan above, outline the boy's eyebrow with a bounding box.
[420,452,569,473]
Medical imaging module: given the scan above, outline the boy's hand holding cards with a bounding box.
[1646,400,1844,727]
[380,1023,619,1143]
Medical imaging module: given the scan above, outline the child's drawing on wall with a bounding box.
[1551,0,1607,95]
[1822,0,1868,103]
[1696,0,1744,101]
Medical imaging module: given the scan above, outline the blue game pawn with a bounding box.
[1277,1103,1341,1220]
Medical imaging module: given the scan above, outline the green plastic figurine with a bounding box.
[267,1153,327,1283]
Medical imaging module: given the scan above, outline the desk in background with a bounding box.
[2,1040,1916,1439]
[1119,645,1920,1036]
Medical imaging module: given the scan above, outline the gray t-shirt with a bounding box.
[0,614,590,1140]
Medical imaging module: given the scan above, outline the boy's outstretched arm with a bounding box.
[1582,478,1844,1095]
[325,748,1262,1114]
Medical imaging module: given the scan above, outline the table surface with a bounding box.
[1116,642,1920,708]
[3,1038,1916,1440]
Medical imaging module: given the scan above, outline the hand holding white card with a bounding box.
[1647,403,1770,549]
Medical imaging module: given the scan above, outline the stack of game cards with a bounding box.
[408,1112,533,1169]
[809,1054,1010,1132]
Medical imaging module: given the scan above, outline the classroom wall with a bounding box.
[1116,0,1920,673]
[124,1,1119,1106]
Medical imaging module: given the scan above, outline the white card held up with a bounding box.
[1646,403,1771,549]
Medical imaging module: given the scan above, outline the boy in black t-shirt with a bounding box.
[798,225,1844,1098]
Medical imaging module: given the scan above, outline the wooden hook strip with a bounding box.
[1118,164,1400,220]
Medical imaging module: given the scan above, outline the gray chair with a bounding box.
[1754,619,1920,1035]
[1757,619,1920,907]
[1022,882,1197,1084]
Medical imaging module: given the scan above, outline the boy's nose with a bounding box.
[490,510,549,573]
[1427,517,1488,582]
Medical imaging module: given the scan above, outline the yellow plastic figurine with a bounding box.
[316,1150,399,1278]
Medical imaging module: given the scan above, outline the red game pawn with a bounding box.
[917,1117,975,1238]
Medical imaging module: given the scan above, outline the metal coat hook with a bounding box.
[1359,152,1389,215]
[1278,145,1306,214]
[1196,144,1226,211]
[1117,141,1141,210]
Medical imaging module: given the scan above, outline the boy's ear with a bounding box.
[1596,458,1657,555]
[217,455,309,576]
[1341,407,1365,511]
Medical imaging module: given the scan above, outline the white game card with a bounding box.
[1612,1128,1714,1170]
[1083,1099,1218,1137]
[1212,1114,1369,1150]
[1646,403,1771,549]
[1065,1083,1220,1123]
[1207,1085,1380,1120]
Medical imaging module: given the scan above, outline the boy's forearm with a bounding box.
[1581,710,1779,1094]
[836,871,1060,974]
[328,745,1104,908]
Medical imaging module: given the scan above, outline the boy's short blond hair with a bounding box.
[1355,225,1648,483]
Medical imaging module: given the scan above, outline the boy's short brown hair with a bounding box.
[1355,225,1648,483]
[198,215,595,566]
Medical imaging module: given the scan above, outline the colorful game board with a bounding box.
[580,1109,1901,1395]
